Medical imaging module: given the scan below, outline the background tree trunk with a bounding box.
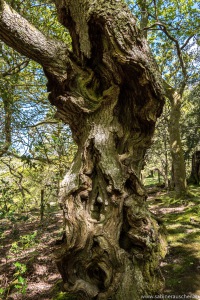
[188,151,200,185]
[167,91,187,197]
[136,0,188,198]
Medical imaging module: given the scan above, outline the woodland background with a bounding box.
[0,0,200,299]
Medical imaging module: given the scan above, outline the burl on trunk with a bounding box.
[47,1,167,299]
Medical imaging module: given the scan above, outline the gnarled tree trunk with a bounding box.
[0,0,166,299]
[52,1,166,299]
[189,151,200,185]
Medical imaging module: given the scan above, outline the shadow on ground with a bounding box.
[148,185,200,299]
[0,210,66,300]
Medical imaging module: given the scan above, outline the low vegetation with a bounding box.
[0,184,199,299]
[148,185,200,297]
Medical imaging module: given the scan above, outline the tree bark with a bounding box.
[0,0,68,78]
[0,1,166,298]
[164,83,187,197]
[0,90,12,156]
[188,151,200,185]
[53,1,166,299]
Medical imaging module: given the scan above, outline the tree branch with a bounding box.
[153,0,158,20]
[159,24,186,78]
[2,159,31,195]
[0,96,12,157]
[1,59,30,77]
[143,20,188,93]
[6,151,53,164]
[0,0,69,77]
[28,120,59,128]
[181,35,195,50]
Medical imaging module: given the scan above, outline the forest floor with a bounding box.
[0,185,200,300]
[0,209,66,300]
[147,184,200,300]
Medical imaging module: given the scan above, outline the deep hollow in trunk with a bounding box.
[46,1,166,299]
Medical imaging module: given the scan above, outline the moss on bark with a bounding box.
[49,1,167,299]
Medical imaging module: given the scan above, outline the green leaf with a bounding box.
[18,276,25,284]
[14,284,22,289]
[14,262,21,268]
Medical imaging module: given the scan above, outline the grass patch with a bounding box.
[144,177,162,187]
[149,185,200,295]
[53,292,77,300]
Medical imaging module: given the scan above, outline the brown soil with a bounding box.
[0,210,64,300]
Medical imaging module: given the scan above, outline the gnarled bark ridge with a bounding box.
[0,0,166,299]
[52,1,166,299]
